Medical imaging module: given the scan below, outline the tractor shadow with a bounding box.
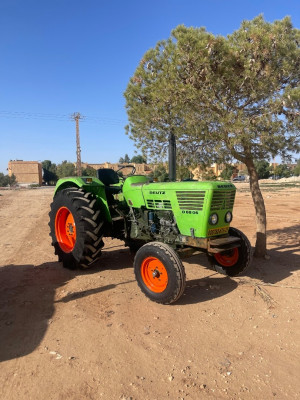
[0,254,134,363]
[178,276,238,305]
[80,244,134,274]
[0,262,72,362]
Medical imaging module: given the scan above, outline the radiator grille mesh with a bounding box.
[176,191,206,211]
[211,190,235,210]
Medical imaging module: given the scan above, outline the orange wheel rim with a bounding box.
[55,206,77,252]
[141,257,168,293]
[214,248,239,267]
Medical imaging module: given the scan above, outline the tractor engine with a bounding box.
[128,207,179,244]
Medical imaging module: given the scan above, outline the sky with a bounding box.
[0,0,299,174]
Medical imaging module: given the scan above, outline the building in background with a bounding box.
[8,160,42,186]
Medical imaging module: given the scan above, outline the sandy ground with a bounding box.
[0,185,299,400]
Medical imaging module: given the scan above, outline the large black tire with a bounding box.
[49,187,106,269]
[208,227,252,277]
[134,242,186,304]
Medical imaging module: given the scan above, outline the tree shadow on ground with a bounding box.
[246,223,300,284]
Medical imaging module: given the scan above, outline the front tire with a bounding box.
[208,227,252,276]
[49,188,106,269]
[134,242,186,304]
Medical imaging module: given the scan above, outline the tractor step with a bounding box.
[208,236,241,253]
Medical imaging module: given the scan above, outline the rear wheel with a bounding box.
[134,242,186,304]
[208,227,252,276]
[49,188,106,269]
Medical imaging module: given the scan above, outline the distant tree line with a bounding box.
[42,155,148,185]
[119,154,147,164]
[42,160,99,185]
[0,173,16,187]
[41,157,300,186]
[219,160,300,180]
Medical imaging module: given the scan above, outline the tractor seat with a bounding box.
[97,168,121,195]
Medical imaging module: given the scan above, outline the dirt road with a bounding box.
[0,186,299,399]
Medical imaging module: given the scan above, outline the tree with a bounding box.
[202,170,217,181]
[254,160,270,179]
[177,165,193,181]
[150,164,169,182]
[0,173,16,186]
[124,16,300,257]
[82,166,97,177]
[42,160,57,185]
[131,154,147,164]
[274,164,292,178]
[56,161,75,179]
[119,154,131,164]
[294,159,300,176]
[220,165,235,180]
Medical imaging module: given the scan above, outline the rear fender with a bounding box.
[54,177,112,222]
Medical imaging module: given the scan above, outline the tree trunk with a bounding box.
[245,158,267,257]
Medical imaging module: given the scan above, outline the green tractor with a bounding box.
[49,165,252,304]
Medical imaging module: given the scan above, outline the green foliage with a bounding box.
[42,160,58,184]
[274,164,292,178]
[124,15,300,166]
[56,161,75,179]
[177,165,193,181]
[131,154,147,164]
[202,170,217,181]
[0,173,16,186]
[220,165,235,180]
[82,166,97,177]
[150,164,169,182]
[119,154,131,164]
[294,159,300,176]
[254,160,270,179]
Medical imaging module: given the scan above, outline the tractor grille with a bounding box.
[176,191,206,211]
[147,199,172,210]
[211,190,235,210]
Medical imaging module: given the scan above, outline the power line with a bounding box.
[0,110,127,125]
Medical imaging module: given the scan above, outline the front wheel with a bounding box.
[134,242,186,304]
[208,227,252,277]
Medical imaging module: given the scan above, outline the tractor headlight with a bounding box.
[209,213,218,225]
[225,211,233,223]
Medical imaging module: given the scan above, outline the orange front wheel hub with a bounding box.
[55,206,77,252]
[141,257,168,293]
[214,247,239,267]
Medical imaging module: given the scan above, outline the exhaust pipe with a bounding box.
[168,132,176,181]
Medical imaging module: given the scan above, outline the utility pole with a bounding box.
[71,112,83,176]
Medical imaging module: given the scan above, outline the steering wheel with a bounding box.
[116,165,136,182]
